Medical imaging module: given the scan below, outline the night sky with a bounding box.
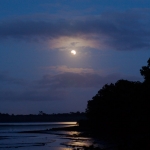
[0,0,150,114]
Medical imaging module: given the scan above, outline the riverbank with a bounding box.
[18,125,124,149]
[19,126,108,150]
[52,126,150,150]
[18,124,150,150]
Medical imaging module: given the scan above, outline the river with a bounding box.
[0,122,102,150]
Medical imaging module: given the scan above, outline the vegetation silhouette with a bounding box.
[140,58,150,84]
[83,58,150,149]
[0,112,86,122]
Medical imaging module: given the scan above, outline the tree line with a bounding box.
[0,112,86,122]
[85,58,150,135]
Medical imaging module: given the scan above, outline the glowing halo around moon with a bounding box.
[71,50,76,55]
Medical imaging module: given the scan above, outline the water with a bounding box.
[0,122,76,132]
[0,122,100,150]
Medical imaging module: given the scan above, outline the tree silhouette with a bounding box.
[140,58,150,84]
[85,58,150,135]
[86,80,143,130]
[84,58,150,150]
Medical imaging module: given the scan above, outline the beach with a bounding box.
[0,122,106,150]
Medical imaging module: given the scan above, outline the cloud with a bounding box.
[0,9,150,51]
[0,88,67,101]
[47,36,99,51]
[45,66,101,74]
[0,72,26,86]
[35,72,142,89]
[0,67,142,102]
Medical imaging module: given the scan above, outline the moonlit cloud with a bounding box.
[45,66,102,74]
[48,36,100,51]
[0,9,150,51]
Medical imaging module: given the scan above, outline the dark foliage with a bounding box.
[140,58,150,84]
[86,58,150,136]
[0,112,86,122]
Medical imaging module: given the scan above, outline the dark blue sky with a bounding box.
[0,0,150,114]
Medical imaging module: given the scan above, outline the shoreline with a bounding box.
[18,126,118,150]
[18,125,150,150]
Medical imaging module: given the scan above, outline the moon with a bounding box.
[71,50,76,55]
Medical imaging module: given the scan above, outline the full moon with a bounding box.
[71,50,76,55]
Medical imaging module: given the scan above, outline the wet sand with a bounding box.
[3,124,148,150]
[18,126,113,150]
